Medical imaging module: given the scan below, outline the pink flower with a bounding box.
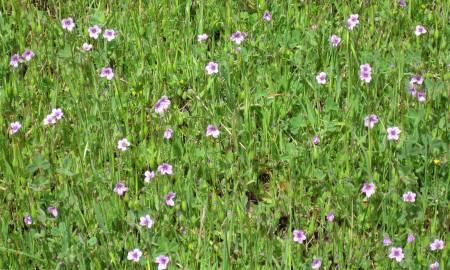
[402,191,416,202]
[430,261,439,270]
[61,17,75,31]
[22,50,35,61]
[43,108,63,126]
[430,239,444,251]
[387,127,401,141]
[9,121,21,135]
[311,258,321,269]
[263,11,272,21]
[10,54,21,68]
[407,234,415,243]
[410,75,424,85]
[359,64,372,83]
[312,135,320,145]
[326,212,334,222]
[163,128,173,139]
[383,236,392,246]
[230,31,247,45]
[117,138,130,151]
[347,14,359,30]
[364,114,379,129]
[415,25,427,36]
[158,163,173,175]
[417,91,426,102]
[361,182,376,198]
[330,35,341,47]
[389,247,405,262]
[113,182,128,196]
[155,255,170,270]
[103,29,117,41]
[154,96,171,114]
[100,67,114,80]
[165,192,176,206]
[88,25,102,39]
[127,248,142,262]
[316,72,326,84]
[23,215,32,225]
[205,61,219,75]
[82,43,93,51]
[293,229,306,244]
[197,34,208,42]
[139,215,154,229]
[206,125,220,138]
[144,170,155,182]
[47,206,58,218]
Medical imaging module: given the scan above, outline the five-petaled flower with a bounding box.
[205,61,219,75]
[165,192,176,206]
[88,25,102,39]
[293,229,306,244]
[383,236,392,246]
[10,54,21,68]
[206,125,220,138]
[23,215,32,225]
[389,247,405,262]
[430,239,444,251]
[430,261,439,270]
[230,31,247,45]
[155,255,170,270]
[361,182,376,198]
[113,182,128,196]
[359,64,372,83]
[364,114,379,129]
[82,43,93,51]
[407,233,415,243]
[402,191,416,202]
[22,50,35,61]
[127,248,142,262]
[387,127,401,141]
[312,135,320,145]
[47,206,58,218]
[263,11,272,22]
[9,121,22,135]
[144,170,155,182]
[100,67,114,80]
[117,138,130,151]
[154,96,171,114]
[158,163,173,175]
[311,258,322,269]
[44,108,64,126]
[164,128,173,139]
[103,29,117,41]
[347,14,359,30]
[197,33,208,42]
[61,17,75,31]
[316,72,327,84]
[139,215,154,229]
[415,25,427,36]
[326,212,334,222]
[330,35,341,47]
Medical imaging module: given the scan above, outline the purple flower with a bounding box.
[361,182,376,198]
[430,261,439,270]
[100,67,114,80]
[347,14,359,30]
[263,11,272,21]
[234,47,241,53]
[399,0,406,7]
[417,91,426,102]
[158,163,173,175]
[103,29,117,41]
[117,138,130,151]
[389,247,405,262]
[197,33,208,42]
[113,181,128,196]
[10,54,21,68]
[43,108,63,126]
[312,135,320,145]
[316,72,326,85]
[23,215,32,225]
[383,236,392,246]
[206,124,220,138]
[409,86,417,97]
[155,255,170,270]
[127,248,142,262]
[164,128,173,139]
[205,61,219,75]
[82,43,93,51]
[154,96,171,114]
[407,233,415,243]
[330,35,341,47]
[165,192,176,206]
[311,258,322,269]
[88,25,102,39]
[430,239,444,251]
[22,50,35,61]
[139,215,154,229]
[415,25,427,36]
[387,127,401,141]
[9,121,22,135]
[410,75,424,85]
[144,170,155,182]
[47,206,58,218]
[402,191,416,202]
[61,17,75,31]
[364,114,379,129]
[326,212,334,222]
[230,31,247,45]
[293,229,306,244]
[359,64,372,83]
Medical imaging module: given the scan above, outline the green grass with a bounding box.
[0,0,449,269]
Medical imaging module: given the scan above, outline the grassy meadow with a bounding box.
[0,0,449,269]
